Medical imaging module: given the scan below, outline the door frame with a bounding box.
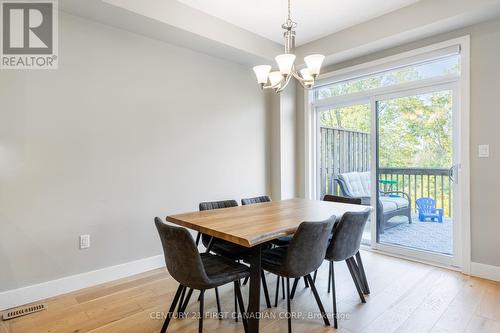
[370,82,461,268]
[304,36,471,273]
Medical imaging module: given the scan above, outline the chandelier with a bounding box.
[252,0,325,92]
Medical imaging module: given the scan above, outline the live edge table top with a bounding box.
[166,198,371,248]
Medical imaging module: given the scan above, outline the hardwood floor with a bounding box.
[1,251,499,333]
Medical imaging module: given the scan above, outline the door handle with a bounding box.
[449,164,460,184]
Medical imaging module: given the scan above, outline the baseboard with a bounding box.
[471,262,500,282]
[0,255,165,311]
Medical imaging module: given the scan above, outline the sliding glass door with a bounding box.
[311,48,464,267]
[373,84,461,266]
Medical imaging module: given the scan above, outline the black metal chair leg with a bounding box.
[327,261,332,293]
[355,251,370,294]
[286,277,292,333]
[234,281,249,333]
[180,288,193,314]
[205,237,214,253]
[331,262,338,329]
[290,278,299,299]
[304,276,309,288]
[313,269,318,283]
[242,276,249,286]
[234,284,238,322]
[346,258,366,303]
[160,284,184,333]
[281,276,286,299]
[305,274,331,327]
[177,286,186,314]
[195,232,201,246]
[274,275,280,307]
[261,270,272,308]
[214,287,222,320]
[199,290,205,333]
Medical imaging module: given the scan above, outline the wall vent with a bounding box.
[2,303,48,320]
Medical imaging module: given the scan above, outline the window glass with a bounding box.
[315,55,460,100]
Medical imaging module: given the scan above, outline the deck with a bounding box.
[363,214,453,255]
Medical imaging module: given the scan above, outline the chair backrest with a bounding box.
[326,209,371,262]
[154,217,209,288]
[338,171,371,197]
[283,217,336,278]
[199,200,238,247]
[416,197,436,213]
[323,194,362,205]
[199,200,238,211]
[241,195,271,205]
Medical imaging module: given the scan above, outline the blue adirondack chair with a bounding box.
[416,197,443,222]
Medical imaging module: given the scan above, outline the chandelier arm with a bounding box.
[276,73,293,93]
[290,70,314,89]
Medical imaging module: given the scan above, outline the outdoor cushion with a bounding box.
[339,171,370,197]
[380,199,398,212]
[381,196,409,209]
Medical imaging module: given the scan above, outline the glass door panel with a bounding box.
[317,101,372,244]
[375,88,455,257]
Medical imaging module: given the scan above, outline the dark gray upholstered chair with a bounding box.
[260,218,335,333]
[325,209,371,328]
[197,200,272,313]
[322,194,370,296]
[154,218,249,333]
[241,195,271,205]
[199,200,250,260]
[323,194,362,205]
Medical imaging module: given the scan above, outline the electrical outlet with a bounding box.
[478,144,490,158]
[79,234,90,249]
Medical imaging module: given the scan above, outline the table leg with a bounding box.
[248,244,261,333]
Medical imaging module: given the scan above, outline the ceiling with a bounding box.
[176,0,421,46]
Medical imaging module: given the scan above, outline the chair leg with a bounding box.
[234,284,238,322]
[290,277,299,299]
[177,286,186,314]
[282,276,286,299]
[199,290,205,333]
[274,275,280,307]
[195,232,201,246]
[204,237,214,253]
[304,276,309,288]
[327,261,332,293]
[179,288,194,314]
[331,262,338,329]
[242,276,249,286]
[214,287,222,320]
[355,251,370,294]
[346,258,366,303]
[261,270,272,309]
[286,277,292,333]
[306,274,330,327]
[234,281,249,333]
[160,284,184,333]
[313,269,318,283]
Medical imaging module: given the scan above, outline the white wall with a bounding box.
[0,12,270,292]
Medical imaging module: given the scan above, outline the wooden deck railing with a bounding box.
[319,126,453,217]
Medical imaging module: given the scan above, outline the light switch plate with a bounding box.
[478,145,489,158]
[79,234,90,249]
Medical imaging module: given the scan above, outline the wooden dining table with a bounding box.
[166,198,371,333]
